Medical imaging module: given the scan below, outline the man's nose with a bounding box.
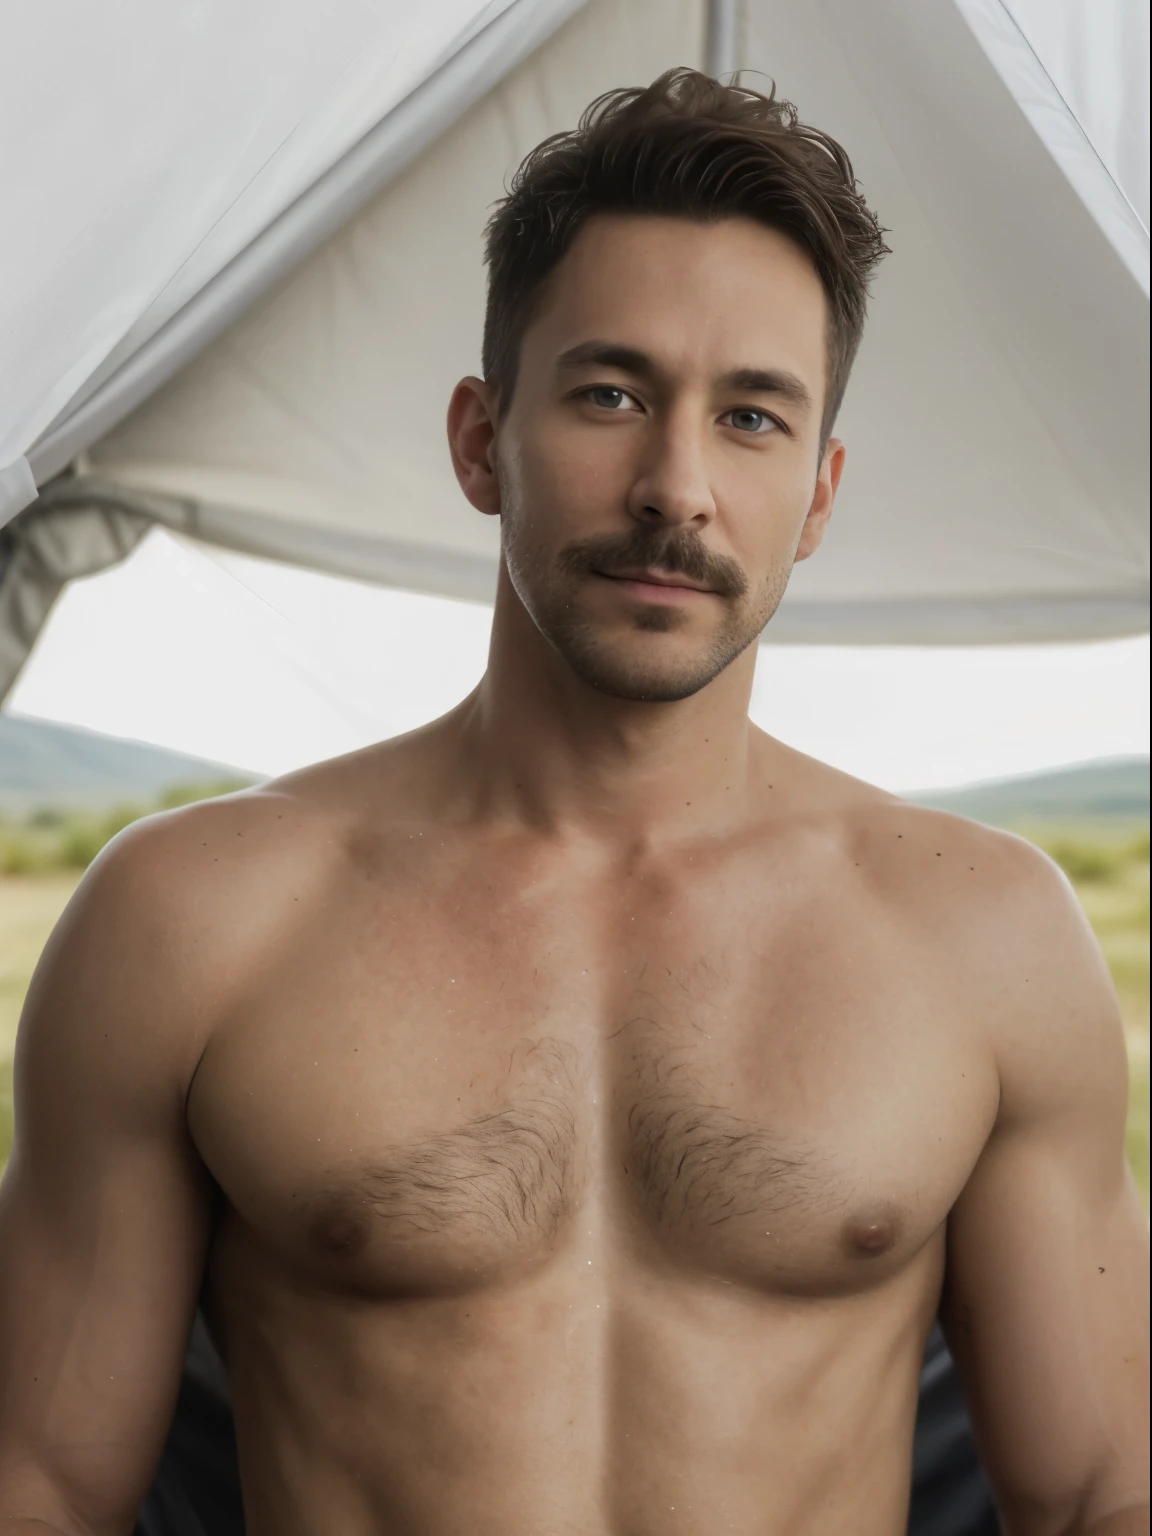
[626,409,717,530]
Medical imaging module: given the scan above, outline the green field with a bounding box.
[0,817,1148,1210]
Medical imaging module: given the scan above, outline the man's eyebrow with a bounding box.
[555,343,814,416]
[554,341,658,378]
[719,368,813,414]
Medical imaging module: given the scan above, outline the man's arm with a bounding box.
[0,821,217,1536]
[942,839,1149,1536]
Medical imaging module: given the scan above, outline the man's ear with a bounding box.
[447,376,501,517]
[795,437,845,562]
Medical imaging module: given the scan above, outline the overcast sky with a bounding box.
[10,529,1148,793]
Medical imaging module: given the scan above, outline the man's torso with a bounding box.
[178,738,1005,1535]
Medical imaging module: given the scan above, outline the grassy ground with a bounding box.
[0,828,1148,1209]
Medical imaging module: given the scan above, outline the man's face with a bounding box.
[473,214,841,702]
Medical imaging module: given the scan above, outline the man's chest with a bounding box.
[189,850,998,1299]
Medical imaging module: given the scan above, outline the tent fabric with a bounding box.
[0,0,1147,695]
[0,491,151,702]
[963,0,1150,253]
[0,0,570,519]
[19,0,585,504]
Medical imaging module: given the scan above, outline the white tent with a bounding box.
[1,0,1147,701]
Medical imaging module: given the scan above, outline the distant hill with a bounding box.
[0,713,259,812]
[910,756,1148,826]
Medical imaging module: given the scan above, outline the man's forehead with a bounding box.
[525,213,828,393]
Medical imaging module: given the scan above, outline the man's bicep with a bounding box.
[0,834,213,1533]
[942,876,1149,1534]
[944,1130,1148,1526]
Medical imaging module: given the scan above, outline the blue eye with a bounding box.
[726,408,776,434]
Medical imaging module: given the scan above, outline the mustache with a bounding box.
[557,529,748,599]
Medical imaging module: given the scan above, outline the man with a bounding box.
[1,68,1147,1536]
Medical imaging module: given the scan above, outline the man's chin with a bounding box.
[555,637,741,704]
[527,579,777,703]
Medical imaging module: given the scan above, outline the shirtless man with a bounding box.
[0,68,1147,1536]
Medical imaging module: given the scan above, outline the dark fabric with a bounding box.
[137,1314,999,1535]
[133,1315,243,1536]
[908,1325,1001,1535]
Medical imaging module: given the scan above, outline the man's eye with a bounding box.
[585,386,635,411]
[725,408,778,434]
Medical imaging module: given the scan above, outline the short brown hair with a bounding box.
[482,68,888,443]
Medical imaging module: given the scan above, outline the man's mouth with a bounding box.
[595,567,715,603]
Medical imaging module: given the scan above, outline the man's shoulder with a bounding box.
[94,776,335,910]
[52,743,398,990]
[819,779,1121,1077]
[15,741,425,1121]
[766,741,1065,910]
[846,792,1056,900]
[767,742,1094,975]
[823,791,1123,1125]
[839,783,1084,950]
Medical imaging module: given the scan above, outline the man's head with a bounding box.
[449,69,887,703]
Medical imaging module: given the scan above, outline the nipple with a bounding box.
[845,1217,898,1257]
[310,1211,370,1256]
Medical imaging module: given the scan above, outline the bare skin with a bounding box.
[0,215,1147,1536]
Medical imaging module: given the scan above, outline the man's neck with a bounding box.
[442,591,766,846]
